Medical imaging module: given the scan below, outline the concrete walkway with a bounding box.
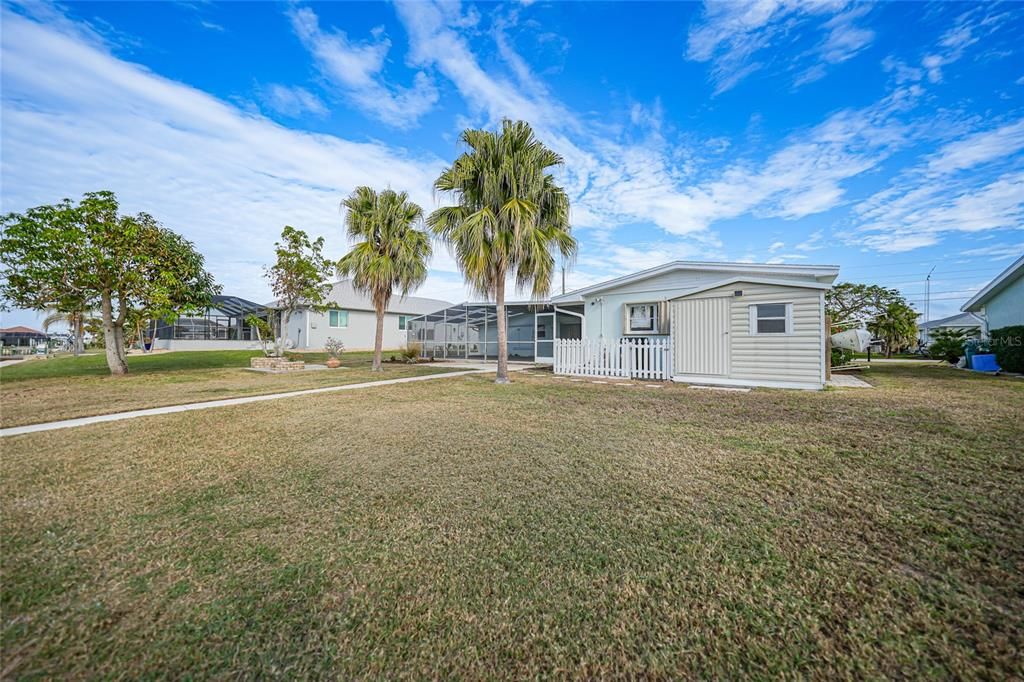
[1,369,492,438]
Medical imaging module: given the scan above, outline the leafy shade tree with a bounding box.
[867,301,919,358]
[266,226,335,355]
[826,282,905,323]
[1,191,219,375]
[429,120,576,383]
[338,187,431,371]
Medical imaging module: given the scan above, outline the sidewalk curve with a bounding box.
[2,369,490,438]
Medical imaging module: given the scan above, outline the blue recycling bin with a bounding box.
[971,354,1001,372]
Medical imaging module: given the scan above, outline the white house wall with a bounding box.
[581,269,819,340]
[282,309,412,351]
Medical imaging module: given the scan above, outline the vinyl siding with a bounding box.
[674,282,825,386]
[581,269,828,340]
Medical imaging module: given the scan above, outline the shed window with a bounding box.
[750,303,790,334]
[627,304,658,333]
[329,310,349,328]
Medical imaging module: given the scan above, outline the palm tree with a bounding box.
[42,308,98,355]
[868,301,919,358]
[338,187,432,371]
[428,120,576,383]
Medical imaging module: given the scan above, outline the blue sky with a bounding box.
[2,0,1023,329]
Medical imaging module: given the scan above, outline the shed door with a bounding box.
[671,297,731,376]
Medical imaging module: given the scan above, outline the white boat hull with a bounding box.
[831,329,872,353]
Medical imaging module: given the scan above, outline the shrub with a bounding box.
[929,329,968,364]
[401,342,421,363]
[990,325,1024,373]
[323,337,344,359]
[831,348,853,367]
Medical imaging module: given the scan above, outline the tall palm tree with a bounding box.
[429,120,576,383]
[338,187,432,371]
[42,308,97,355]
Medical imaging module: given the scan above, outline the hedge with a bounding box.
[990,325,1024,373]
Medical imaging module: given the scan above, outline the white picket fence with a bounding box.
[554,338,673,381]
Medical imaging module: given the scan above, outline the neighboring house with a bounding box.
[918,312,984,345]
[0,326,49,355]
[153,295,269,351]
[280,279,450,351]
[961,254,1024,336]
[550,261,840,390]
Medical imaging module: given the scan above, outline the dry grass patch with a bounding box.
[2,365,1022,677]
[0,351,446,428]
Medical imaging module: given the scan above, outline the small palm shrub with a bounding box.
[929,329,968,364]
[401,342,421,363]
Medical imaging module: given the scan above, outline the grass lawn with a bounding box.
[0,350,446,428]
[2,365,1022,677]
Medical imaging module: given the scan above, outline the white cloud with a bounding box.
[685,0,874,94]
[288,6,438,129]
[389,0,920,269]
[259,84,328,118]
[0,7,450,304]
[959,243,1024,260]
[924,120,1024,175]
[854,117,1024,252]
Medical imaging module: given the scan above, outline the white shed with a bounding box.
[669,278,830,390]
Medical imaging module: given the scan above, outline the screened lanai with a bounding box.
[407,302,584,363]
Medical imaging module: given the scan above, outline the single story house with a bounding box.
[549,261,840,390]
[407,261,839,389]
[281,279,450,351]
[961,254,1023,336]
[1,326,49,355]
[918,312,984,345]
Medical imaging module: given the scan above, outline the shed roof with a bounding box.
[551,260,840,303]
[919,312,984,330]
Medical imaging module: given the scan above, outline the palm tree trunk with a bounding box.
[74,315,84,356]
[100,292,128,375]
[373,301,385,371]
[495,275,510,384]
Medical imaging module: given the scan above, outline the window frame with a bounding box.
[749,302,792,336]
[625,302,659,335]
[398,314,410,331]
[328,309,349,329]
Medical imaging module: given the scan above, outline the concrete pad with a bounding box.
[827,374,873,388]
[690,385,751,393]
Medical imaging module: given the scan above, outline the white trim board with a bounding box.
[670,276,832,300]
[671,374,824,391]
